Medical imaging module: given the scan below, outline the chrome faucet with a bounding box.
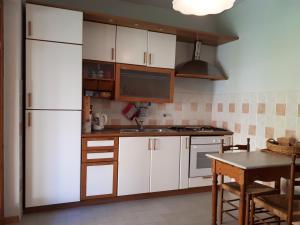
[135,118,144,131]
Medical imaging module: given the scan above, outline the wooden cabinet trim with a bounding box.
[80,161,118,200]
[115,63,174,103]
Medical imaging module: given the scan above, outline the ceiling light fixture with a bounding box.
[172,0,236,16]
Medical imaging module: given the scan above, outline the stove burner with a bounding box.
[169,125,227,132]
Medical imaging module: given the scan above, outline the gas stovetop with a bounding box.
[169,125,228,132]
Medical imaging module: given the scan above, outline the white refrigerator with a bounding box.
[25,39,82,207]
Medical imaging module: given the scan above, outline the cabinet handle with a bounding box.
[202,175,213,179]
[28,112,32,127]
[111,48,115,61]
[185,137,189,149]
[28,93,32,108]
[149,53,152,65]
[153,138,157,150]
[28,21,32,36]
[148,138,151,150]
[144,52,147,64]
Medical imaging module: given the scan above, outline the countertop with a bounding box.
[82,126,233,138]
[206,151,295,169]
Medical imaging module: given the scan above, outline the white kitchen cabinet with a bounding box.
[116,26,148,66]
[25,110,81,207]
[84,163,115,197]
[118,136,180,195]
[118,137,151,196]
[83,22,116,62]
[150,137,180,192]
[26,40,82,110]
[179,136,190,189]
[147,31,176,69]
[26,3,83,44]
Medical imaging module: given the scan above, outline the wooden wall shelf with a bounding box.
[84,13,238,46]
[27,0,238,46]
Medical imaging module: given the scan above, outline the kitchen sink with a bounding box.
[120,128,174,133]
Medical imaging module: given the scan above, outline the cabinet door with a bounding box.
[150,136,180,192]
[116,26,148,66]
[83,22,116,62]
[147,32,176,69]
[180,136,190,189]
[115,64,174,103]
[25,110,81,207]
[118,137,151,196]
[26,3,83,44]
[81,162,117,199]
[26,40,82,110]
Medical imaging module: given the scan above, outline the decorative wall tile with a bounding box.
[182,119,189,125]
[111,118,121,125]
[206,103,212,112]
[156,103,166,111]
[234,123,241,133]
[148,119,158,125]
[165,119,174,125]
[242,103,249,114]
[222,121,228,129]
[248,125,256,136]
[175,102,182,111]
[218,103,223,112]
[229,103,235,113]
[190,102,198,112]
[257,103,266,114]
[286,130,296,138]
[276,103,286,116]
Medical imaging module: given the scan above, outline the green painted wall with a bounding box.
[214,0,300,93]
[32,0,218,33]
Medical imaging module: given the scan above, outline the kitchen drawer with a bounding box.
[82,149,117,163]
[82,137,118,151]
[189,176,231,188]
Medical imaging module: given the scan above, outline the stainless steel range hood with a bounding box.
[175,42,227,80]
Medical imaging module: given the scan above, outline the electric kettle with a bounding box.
[92,112,108,131]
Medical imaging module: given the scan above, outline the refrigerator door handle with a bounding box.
[28,112,32,127]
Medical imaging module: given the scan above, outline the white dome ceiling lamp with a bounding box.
[172,0,236,16]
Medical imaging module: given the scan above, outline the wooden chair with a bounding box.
[250,154,300,225]
[219,138,279,224]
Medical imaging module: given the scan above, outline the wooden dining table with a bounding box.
[206,150,296,225]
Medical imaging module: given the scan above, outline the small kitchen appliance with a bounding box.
[92,112,108,131]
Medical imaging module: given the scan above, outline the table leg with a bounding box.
[212,161,218,225]
[239,183,246,225]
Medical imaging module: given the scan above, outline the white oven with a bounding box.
[189,136,231,178]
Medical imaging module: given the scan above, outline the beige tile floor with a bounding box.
[13,193,237,225]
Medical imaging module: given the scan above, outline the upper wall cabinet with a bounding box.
[83,22,116,62]
[147,31,176,69]
[26,4,83,44]
[116,26,148,66]
[116,26,176,69]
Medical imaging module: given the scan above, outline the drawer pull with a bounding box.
[28,21,32,36]
[28,112,32,127]
[144,52,147,64]
[28,93,32,107]
[111,48,115,60]
[148,138,151,150]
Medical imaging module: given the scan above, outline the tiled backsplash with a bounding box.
[91,90,213,126]
[211,91,300,150]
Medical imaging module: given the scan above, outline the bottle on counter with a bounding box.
[83,105,93,133]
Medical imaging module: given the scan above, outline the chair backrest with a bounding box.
[220,138,250,153]
[287,154,300,223]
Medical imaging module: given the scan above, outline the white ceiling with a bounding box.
[119,0,244,10]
